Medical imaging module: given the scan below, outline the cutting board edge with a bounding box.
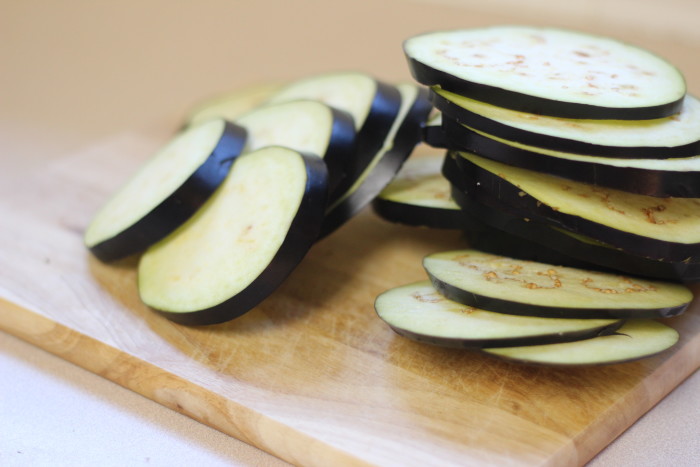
[571,332,700,465]
[0,297,376,467]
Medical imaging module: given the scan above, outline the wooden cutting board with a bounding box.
[1,132,699,467]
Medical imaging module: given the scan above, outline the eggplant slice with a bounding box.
[404,26,686,120]
[453,151,700,262]
[423,249,693,319]
[443,122,700,197]
[375,281,623,349]
[319,83,432,238]
[184,82,282,127]
[138,146,328,325]
[433,88,700,159]
[372,153,464,229]
[84,119,247,262]
[264,71,402,198]
[234,99,356,194]
[483,320,679,366]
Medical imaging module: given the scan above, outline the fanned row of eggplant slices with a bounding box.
[85,25,696,366]
[371,25,697,366]
[85,71,432,325]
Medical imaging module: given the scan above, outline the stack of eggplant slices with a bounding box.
[84,72,433,325]
[373,25,700,366]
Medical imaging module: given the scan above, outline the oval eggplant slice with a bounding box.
[264,71,402,195]
[433,88,700,158]
[372,153,464,229]
[84,119,247,262]
[423,249,693,319]
[138,146,328,325]
[483,320,679,366]
[454,191,700,283]
[443,121,700,197]
[454,151,700,262]
[234,99,355,194]
[404,26,686,120]
[375,281,623,349]
[185,82,282,127]
[318,83,432,238]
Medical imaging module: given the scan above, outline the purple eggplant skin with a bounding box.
[89,121,248,262]
[450,187,700,283]
[319,86,433,239]
[431,90,697,159]
[441,118,700,198]
[372,196,466,230]
[449,152,700,263]
[385,319,623,350]
[328,81,403,202]
[319,106,359,195]
[405,57,684,121]
[155,153,329,326]
[422,120,449,149]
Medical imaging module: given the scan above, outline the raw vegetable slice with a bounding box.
[319,83,432,238]
[457,196,700,282]
[433,88,700,158]
[375,281,623,348]
[138,146,328,325]
[372,153,464,229]
[423,249,693,319]
[404,26,685,120]
[84,119,247,262]
[234,99,355,194]
[442,121,700,197]
[185,82,282,127]
[264,71,402,195]
[265,71,399,135]
[454,151,700,262]
[483,320,679,366]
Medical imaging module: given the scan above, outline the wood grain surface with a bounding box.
[1,133,700,466]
